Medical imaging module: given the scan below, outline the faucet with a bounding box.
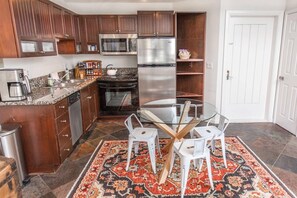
[59,68,71,82]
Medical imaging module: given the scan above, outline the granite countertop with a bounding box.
[0,77,98,106]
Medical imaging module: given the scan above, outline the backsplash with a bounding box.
[29,68,138,89]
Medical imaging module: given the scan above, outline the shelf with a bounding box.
[176,58,204,62]
[176,91,203,98]
[177,72,203,76]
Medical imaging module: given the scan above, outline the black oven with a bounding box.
[98,81,139,115]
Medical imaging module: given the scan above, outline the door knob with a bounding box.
[279,76,284,81]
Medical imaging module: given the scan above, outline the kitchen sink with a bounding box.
[52,79,87,88]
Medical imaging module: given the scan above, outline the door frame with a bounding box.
[216,10,284,122]
[274,9,297,130]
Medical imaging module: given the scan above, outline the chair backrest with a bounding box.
[193,138,207,157]
[124,113,143,134]
[217,114,230,136]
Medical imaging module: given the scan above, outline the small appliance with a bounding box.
[99,34,137,55]
[0,69,30,102]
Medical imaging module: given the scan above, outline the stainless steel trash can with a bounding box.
[0,123,27,186]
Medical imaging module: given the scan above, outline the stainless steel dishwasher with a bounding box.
[68,92,83,145]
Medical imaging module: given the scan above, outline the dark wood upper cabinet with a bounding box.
[99,15,118,33]
[156,11,174,36]
[81,16,99,53]
[63,10,74,38]
[34,0,53,39]
[99,15,137,34]
[137,11,155,37]
[73,15,82,43]
[51,5,64,38]
[12,0,37,40]
[138,11,174,37]
[118,15,137,34]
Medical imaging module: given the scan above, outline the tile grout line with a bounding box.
[272,142,288,167]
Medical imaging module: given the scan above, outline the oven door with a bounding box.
[98,82,139,115]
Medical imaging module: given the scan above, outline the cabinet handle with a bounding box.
[60,120,67,123]
[62,134,69,137]
[118,29,121,33]
[64,148,70,151]
[87,96,92,99]
[64,34,69,37]
[59,105,65,109]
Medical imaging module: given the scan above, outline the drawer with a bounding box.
[55,98,68,118]
[56,111,70,133]
[80,86,90,99]
[60,139,72,162]
[58,126,71,148]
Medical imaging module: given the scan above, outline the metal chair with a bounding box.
[190,113,230,168]
[125,113,162,174]
[169,137,214,198]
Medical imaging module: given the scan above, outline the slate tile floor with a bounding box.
[22,119,297,197]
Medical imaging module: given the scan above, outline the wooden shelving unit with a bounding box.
[176,12,206,100]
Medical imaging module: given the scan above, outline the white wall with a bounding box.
[286,0,297,10]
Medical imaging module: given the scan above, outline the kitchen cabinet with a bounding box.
[81,16,100,53]
[0,97,72,174]
[74,15,82,53]
[63,10,74,38]
[81,82,99,132]
[137,11,174,37]
[176,12,206,100]
[0,0,57,57]
[99,15,137,34]
[51,4,64,38]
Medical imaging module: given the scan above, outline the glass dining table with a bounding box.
[137,98,217,184]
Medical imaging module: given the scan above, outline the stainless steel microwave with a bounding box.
[99,34,137,55]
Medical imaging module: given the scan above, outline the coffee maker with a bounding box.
[0,69,31,102]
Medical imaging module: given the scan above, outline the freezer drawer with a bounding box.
[138,67,176,105]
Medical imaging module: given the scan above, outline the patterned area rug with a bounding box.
[68,137,295,197]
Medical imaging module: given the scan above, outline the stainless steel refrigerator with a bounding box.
[137,38,176,106]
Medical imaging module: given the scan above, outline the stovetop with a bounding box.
[97,74,138,82]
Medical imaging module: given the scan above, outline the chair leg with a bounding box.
[169,150,175,175]
[180,157,190,198]
[156,135,162,158]
[221,136,227,168]
[211,140,215,152]
[134,142,139,155]
[147,139,157,174]
[199,159,204,172]
[190,129,194,138]
[206,153,214,190]
[126,139,134,171]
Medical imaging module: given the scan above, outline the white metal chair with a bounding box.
[125,113,162,174]
[169,137,214,198]
[190,113,230,168]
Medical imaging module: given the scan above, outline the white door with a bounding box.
[222,16,274,121]
[275,11,297,135]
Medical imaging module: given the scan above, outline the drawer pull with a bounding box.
[87,96,92,99]
[60,120,67,123]
[62,134,69,137]
[59,105,65,109]
[64,148,70,151]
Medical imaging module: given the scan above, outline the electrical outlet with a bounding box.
[206,62,213,69]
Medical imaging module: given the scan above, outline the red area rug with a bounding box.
[68,137,295,197]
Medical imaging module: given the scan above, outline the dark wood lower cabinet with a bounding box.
[81,82,99,132]
[0,86,99,174]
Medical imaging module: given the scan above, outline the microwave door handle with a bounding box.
[100,85,136,89]
[127,39,130,52]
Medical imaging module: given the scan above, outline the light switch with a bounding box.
[206,62,213,69]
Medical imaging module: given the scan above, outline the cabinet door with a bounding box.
[51,5,64,37]
[99,15,118,34]
[63,11,74,38]
[89,82,99,121]
[156,11,174,36]
[82,16,99,53]
[137,11,156,37]
[11,0,37,40]
[81,97,91,132]
[34,0,53,39]
[118,15,137,34]
[73,15,81,43]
